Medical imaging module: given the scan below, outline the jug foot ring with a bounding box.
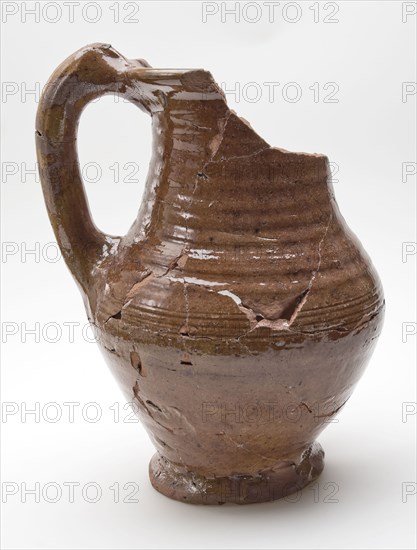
[149,443,324,505]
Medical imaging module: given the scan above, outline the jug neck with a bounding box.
[125,75,331,268]
[128,88,233,244]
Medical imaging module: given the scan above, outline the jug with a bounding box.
[36,44,384,504]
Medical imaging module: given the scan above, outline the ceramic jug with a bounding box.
[36,44,384,505]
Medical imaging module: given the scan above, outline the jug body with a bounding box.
[36,44,384,504]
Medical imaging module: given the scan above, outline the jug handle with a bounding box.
[35,44,157,292]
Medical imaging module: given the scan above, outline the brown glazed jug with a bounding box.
[36,44,384,505]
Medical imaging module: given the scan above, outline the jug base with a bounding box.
[149,443,324,505]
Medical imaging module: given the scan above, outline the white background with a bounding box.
[1,1,416,549]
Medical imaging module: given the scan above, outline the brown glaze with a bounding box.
[36,44,384,505]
